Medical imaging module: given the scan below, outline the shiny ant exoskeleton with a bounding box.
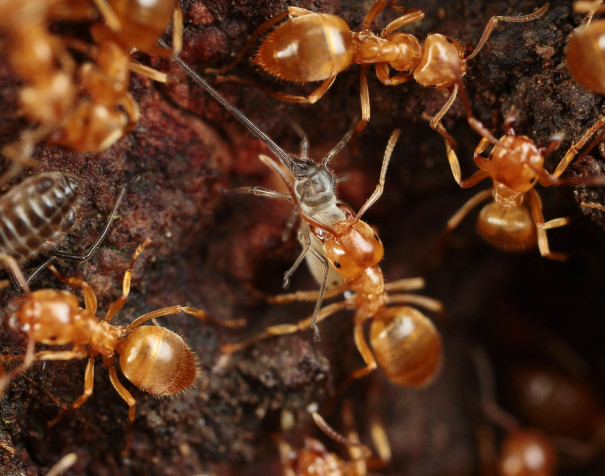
[50,0,183,151]
[163,50,443,387]
[208,0,548,136]
[438,109,605,259]
[567,1,605,94]
[0,238,244,451]
[0,0,182,181]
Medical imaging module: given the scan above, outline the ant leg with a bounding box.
[384,277,425,292]
[48,355,95,426]
[92,0,121,31]
[0,252,29,293]
[357,66,371,131]
[45,453,78,476]
[355,129,401,222]
[470,346,520,433]
[381,9,425,36]
[527,189,567,260]
[375,62,412,86]
[282,232,311,289]
[264,284,348,304]
[445,189,492,234]
[428,84,459,150]
[226,186,292,201]
[205,8,293,74]
[581,201,605,211]
[363,0,388,28]
[386,293,444,314]
[465,3,550,62]
[310,250,330,341]
[0,347,87,395]
[339,322,379,388]
[103,238,152,323]
[124,304,245,333]
[221,300,351,354]
[435,127,490,186]
[49,267,98,315]
[551,115,605,179]
[104,359,136,454]
[129,61,168,83]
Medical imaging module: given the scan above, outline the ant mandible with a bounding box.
[0,239,244,452]
[438,108,605,259]
[209,0,548,136]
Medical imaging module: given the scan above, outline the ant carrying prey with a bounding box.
[163,46,443,387]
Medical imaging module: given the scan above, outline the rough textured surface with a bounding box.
[0,0,604,474]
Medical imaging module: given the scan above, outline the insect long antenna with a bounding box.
[354,129,400,224]
[161,42,306,173]
[321,120,357,167]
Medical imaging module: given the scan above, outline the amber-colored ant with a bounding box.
[471,347,558,476]
[438,108,605,259]
[0,0,182,181]
[0,239,244,452]
[208,0,548,135]
[159,50,443,387]
[567,1,605,94]
[278,400,390,476]
[50,0,183,151]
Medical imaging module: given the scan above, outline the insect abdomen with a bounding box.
[0,172,78,259]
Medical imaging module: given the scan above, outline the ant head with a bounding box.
[17,290,81,344]
[322,219,383,280]
[292,160,337,211]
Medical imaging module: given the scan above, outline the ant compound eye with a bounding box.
[334,261,341,268]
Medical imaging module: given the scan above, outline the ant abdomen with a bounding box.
[0,173,78,260]
[370,306,442,388]
[255,14,354,82]
[476,202,537,252]
[108,0,176,51]
[567,20,605,94]
[497,429,557,476]
[118,326,197,395]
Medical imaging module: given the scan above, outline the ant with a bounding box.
[0,238,244,452]
[158,49,443,387]
[207,0,548,136]
[50,0,183,151]
[438,108,605,259]
[567,1,605,95]
[0,0,182,181]
[278,399,390,476]
[471,347,558,476]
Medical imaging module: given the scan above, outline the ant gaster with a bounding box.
[567,1,605,94]
[0,239,244,452]
[209,0,548,137]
